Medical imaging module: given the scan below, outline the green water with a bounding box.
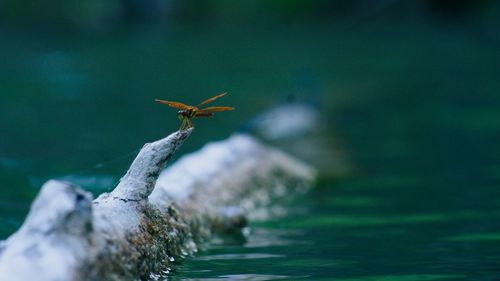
[171,92,500,280]
[1,22,500,280]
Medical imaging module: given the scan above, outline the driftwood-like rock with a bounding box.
[150,133,315,222]
[0,130,316,281]
[0,180,93,281]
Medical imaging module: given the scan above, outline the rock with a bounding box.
[0,129,316,280]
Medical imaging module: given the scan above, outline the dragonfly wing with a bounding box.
[155,99,191,110]
[197,92,227,107]
[195,111,214,118]
[197,106,235,113]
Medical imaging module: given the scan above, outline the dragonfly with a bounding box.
[155,92,235,130]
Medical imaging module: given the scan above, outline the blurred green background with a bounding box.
[1,1,500,280]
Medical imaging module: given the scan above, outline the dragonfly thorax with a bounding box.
[178,108,197,118]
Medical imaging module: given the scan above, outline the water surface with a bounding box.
[1,22,499,280]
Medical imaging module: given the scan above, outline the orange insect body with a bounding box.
[155,93,235,130]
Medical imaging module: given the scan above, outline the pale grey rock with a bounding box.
[0,180,94,281]
[0,129,316,280]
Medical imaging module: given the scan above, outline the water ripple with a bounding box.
[194,253,284,261]
[180,274,292,280]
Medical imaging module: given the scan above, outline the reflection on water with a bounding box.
[195,253,284,261]
[328,275,466,281]
[240,228,309,249]
[179,274,291,281]
[172,175,500,280]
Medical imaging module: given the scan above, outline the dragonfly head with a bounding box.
[178,110,189,117]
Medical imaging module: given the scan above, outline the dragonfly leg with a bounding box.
[178,116,186,130]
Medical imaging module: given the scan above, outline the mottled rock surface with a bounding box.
[0,130,316,280]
